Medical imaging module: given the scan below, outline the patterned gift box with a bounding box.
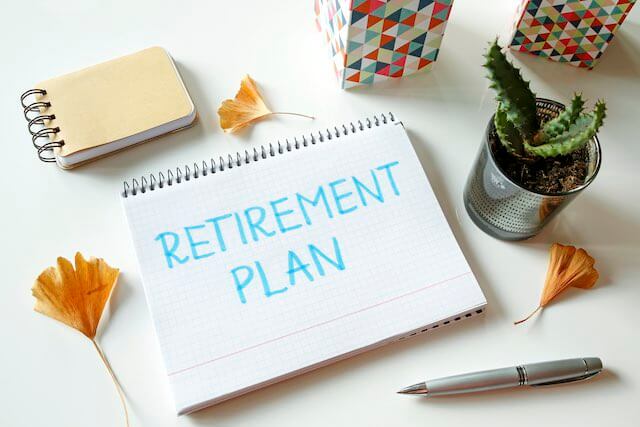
[315,0,454,89]
[509,0,637,68]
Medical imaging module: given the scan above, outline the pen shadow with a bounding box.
[189,312,488,424]
[414,367,618,408]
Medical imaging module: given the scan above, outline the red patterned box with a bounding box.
[509,0,637,68]
[315,0,454,88]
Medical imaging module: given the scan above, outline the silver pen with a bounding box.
[398,357,603,396]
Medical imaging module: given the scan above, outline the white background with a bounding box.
[1,1,639,426]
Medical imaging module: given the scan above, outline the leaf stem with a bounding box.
[514,306,541,325]
[270,111,315,120]
[92,338,130,427]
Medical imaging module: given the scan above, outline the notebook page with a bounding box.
[122,119,486,413]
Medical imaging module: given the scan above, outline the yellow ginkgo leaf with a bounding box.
[33,252,119,338]
[32,253,129,427]
[218,75,313,133]
[515,243,599,325]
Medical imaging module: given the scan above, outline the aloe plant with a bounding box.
[484,40,606,158]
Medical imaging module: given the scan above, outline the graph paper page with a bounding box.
[122,118,486,413]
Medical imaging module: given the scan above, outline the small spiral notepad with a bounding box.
[121,114,486,414]
[20,47,196,168]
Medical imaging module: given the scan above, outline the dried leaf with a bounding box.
[538,197,562,220]
[217,75,313,133]
[32,252,119,338]
[515,243,598,325]
[32,253,129,426]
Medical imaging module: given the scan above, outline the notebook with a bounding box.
[121,114,486,414]
[20,47,196,169]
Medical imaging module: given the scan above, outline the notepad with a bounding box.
[121,114,486,414]
[21,47,196,168]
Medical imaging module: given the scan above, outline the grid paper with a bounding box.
[122,120,486,414]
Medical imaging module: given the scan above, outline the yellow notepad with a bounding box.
[21,47,196,169]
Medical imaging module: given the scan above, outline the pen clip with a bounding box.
[530,371,601,387]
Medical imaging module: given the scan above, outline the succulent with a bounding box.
[484,40,606,159]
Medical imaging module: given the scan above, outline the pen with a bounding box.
[398,357,603,396]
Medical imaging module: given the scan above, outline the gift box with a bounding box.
[509,0,637,68]
[314,0,454,89]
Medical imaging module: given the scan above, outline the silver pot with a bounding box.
[463,98,601,241]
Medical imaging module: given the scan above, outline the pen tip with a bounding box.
[397,383,428,395]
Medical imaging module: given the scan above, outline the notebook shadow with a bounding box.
[189,312,487,425]
[405,128,503,320]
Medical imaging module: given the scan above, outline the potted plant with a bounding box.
[464,40,606,240]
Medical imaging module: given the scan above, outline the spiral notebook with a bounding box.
[121,114,486,414]
[20,47,196,168]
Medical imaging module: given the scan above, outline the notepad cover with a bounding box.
[122,119,486,414]
[35,47,195,158]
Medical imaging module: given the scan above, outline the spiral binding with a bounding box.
[122,113,396,198]
[395,308,485,342]
[20,88,64,162]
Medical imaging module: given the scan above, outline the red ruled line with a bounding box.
[168,271,472,377]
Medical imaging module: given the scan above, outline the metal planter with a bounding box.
[463,98,601,241]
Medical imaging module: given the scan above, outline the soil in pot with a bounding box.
[491,136,589,194]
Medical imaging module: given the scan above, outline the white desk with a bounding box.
[1,1,639,425]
